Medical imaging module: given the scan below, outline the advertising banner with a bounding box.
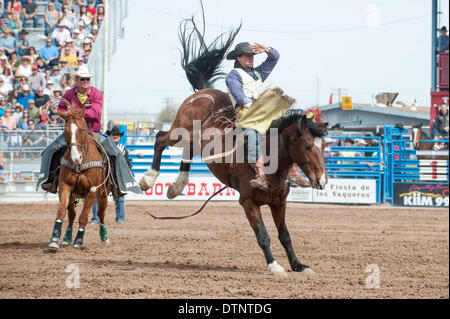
[130,174,378,204]
[393,183,449,207]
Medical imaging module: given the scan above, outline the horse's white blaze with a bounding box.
[70,123,81,164]
[268,260,287,276]
[314,137,323,149]
[412,128,419,146]
[140,168,160,191]
[319,174,327,188]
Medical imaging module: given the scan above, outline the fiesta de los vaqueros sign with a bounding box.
[393,183,449,207]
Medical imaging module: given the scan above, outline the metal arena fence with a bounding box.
[0,128,63,183]
[0,125,448,207]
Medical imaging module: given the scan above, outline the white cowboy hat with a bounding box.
[75,64,92,78]
[22,84,30,91]
[65,37,74,43]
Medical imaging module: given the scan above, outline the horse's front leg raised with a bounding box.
[49,182,72,250]
[269,201,311,273]
[140,131,169,191]
[241,199,286,276]
[73,192,96,249]
[167,144,193,199]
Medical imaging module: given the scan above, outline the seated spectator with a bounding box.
[39,38,59,68]
[0,1,4,18]
[0,54,11,74]
[34,87,50,108]
[61,72,74,90]
[0,15,8,34]
[17,107,31,130]
[8,11,22,37]
[29,65,46,94]
[431,102,449,140]
[16,30,30,58]
[0,96,7,113]
[0,76,9,98]
[6,129,22,151]
[86,0,96,17]
[59,4,78,31]
[48,0,62,13]
[6,88,19,106]
[60,46,77,69]
[14,74,28,90]
[21,0,38,29]
[23,119,44,147]
[76,55,83,67]
[77,21,89,39]
[16,84,34,109]
[83,46,91,63]
[0,105,17,130]
[91,24,99,37]
[26,98,38,121]
[15,55,32,78]
[95,4,105,26]
[72,28,83,50]
[79,5,93,26]
[437,26,449,53]
[49,65,62,88]
[45,1,60,37]
[12,101,22,121]
[338,139,356,165]
[52,86,62,98]
[0,27,16,57]
[44,79,54,96]
[51,22,71,47]
[26,46,38,63]
[7,0,21,14]
[6,51,19,71]
[35,57,47,74]
[60,37,77,56]
[48,104,62,125]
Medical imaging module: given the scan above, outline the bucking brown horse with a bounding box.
[140,18,328,275]
[48,103,111,250]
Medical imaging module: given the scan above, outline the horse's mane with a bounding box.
[179,2,241,91]
[270,108,328,138]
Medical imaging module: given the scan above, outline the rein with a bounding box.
[146,185,227,220]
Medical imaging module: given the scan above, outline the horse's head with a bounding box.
[281,110,329,190]
[411,123,423,149]
[58,103,89,165]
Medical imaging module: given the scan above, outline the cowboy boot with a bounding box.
[249,159,268,191]
[286,163,310,188]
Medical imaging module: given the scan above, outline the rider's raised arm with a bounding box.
[254,47,280,82]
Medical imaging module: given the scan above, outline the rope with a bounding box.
[145,186,227,220]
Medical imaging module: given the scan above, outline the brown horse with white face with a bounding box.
[48,104,111,250]
[411,123,449,160]
[140,18,328,275]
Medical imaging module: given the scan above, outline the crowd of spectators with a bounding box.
[0,0,104,140]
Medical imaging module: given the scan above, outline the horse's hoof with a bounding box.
[293,263,314,274]
[48,242,60,250]
[61,241,70,246]
[140,169,159,191]
[268,261,287,277]
[102,239,110,244]
[73,244,82,249]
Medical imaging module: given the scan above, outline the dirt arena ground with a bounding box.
[0,201,448,299]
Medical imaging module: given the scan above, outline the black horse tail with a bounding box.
[178,5,241,91]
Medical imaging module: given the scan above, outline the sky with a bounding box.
[107,0,449,115]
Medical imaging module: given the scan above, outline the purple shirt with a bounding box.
[58,86,103,132]
[225,47,280,107]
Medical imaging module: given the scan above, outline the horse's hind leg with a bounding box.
[269,201,311,273]
[167,144,193,199]
[49,182,71,250]
[140,130,169,191]
[73,192,96,249]
[241,199,286,276]
[97,191,109,243]
[61,199,76,246]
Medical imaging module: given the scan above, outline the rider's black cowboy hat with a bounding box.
[440,26,447,32]
[226,42,256,60]
[106,126,124,137]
